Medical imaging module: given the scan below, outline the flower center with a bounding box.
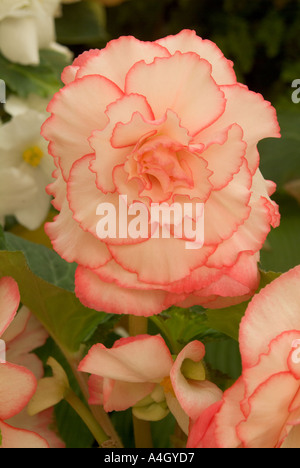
[125,135,193,196]
[160,376,175,396]
[22,146,44,167]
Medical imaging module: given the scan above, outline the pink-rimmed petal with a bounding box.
[42,75,123,180]
[108,237,215,285]
[75,36,171,90]
[0,363,36,420]
[7,408,64,448]
[196,84,280,173]
[45,200,112,269]
[240,266,300,368]
[125,52,226,136]
[0,420,49,448]
[79,335,173,383]
[170,341,222,420]
[103,380,155,413]
[156,30,236,85]
[89,94,155,193]
[204,161,252,245]
[237,372,300,448]
[214,377,245,448]
[0,277,20,337]
[75,266,167,316]
[187,400,222,448]
[203,124,247,190]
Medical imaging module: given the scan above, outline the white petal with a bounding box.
[0,17,39,65]
[14,164,51,230]
[0,167,37,217]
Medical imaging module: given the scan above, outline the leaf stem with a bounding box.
[64,349,123,448]
[65,389,109,447]
[128,315,153,448]
[150,315,181,354]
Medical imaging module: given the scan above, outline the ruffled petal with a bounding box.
[125,52,226,135]
[42,75,123,180]
[240,266,300,368]
[75,266,167,316]
[75,36,170,90]
[237,373,300,448]
[45,199,112,269]
[156,30,236,85]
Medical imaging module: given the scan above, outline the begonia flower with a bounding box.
[187,266,300,448]
[78,335,222,434]
[43,30,280,316]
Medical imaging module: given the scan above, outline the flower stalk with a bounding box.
[129,315,153,448]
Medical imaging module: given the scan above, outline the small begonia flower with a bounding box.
[187,266,300,448]
[78,335,222,434]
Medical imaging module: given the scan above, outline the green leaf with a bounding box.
[0,49,69,98]
[4,232,76,292]
[205,338,242,380]
[151,307,221,354]
[260,198,300,273]
[56,1,108,45]
[206,269,281,341]
[152,413,176,449]
[206,302,247,342]
[111,409,134,448]
[55,400,95,448]
[259,112,300,190]
[0,236,110,352]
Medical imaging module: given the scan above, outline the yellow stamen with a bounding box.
[160,376,175,396]
[22,146,43,167]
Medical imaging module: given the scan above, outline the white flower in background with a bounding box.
[0,95,54,229]
[0,0,72,65]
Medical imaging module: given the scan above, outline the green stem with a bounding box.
[129,315,153,449]
[65,389,109,447]
[64,349,123,448]
[128,315,148,336]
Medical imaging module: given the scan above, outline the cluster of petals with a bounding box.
[0,276,63,448]
[78,334,222,434]
[187,266,300,448]
[43,30,281,316]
